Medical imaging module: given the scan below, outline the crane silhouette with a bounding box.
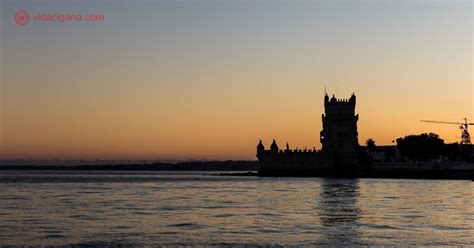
[420,118,474,145]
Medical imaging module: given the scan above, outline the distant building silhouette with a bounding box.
[256,93,474,179]
[257,93,360,175]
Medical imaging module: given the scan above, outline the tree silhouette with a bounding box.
[396,133,445,161]
[365,138,376,152]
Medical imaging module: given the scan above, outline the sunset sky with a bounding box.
[1,0,472,160]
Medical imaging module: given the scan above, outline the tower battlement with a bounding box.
[324,93,356,105]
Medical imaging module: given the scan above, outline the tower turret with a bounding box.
[256,139,265,159]
[270,139,279,154]
[349,93,356,104]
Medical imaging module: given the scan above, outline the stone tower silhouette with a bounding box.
[320,93,359,167]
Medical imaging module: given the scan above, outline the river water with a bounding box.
[0,171,472,246]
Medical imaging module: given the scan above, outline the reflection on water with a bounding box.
[317,179,361,245]
[319,179,360,225]
[0,171,472,246]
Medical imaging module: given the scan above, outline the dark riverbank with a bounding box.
[0,160,259,171]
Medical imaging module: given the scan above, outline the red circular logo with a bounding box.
[15,10,29,26]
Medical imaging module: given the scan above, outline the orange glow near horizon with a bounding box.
[0,1,472,160]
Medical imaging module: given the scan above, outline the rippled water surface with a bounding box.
[0,171,472,246]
